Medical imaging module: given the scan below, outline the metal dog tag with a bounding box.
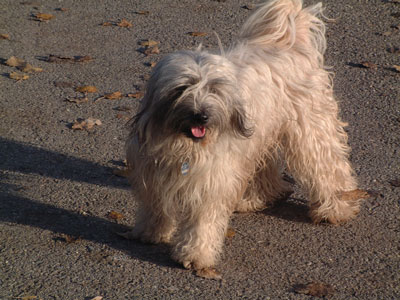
[181,162,190,175]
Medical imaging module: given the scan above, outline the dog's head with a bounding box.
[133,50,253,146]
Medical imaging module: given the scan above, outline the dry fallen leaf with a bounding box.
[34,13,54,22]
[294,282,334,297]
[140,40,158,47]
[76,85,98,93]
[115,113,130,120]
[90,297,103,300]
[0,33,10,40]
[56,7,68,12]
[339,189,371,201]
[113,168,131,177]
[19,63,43,73]
[5,56,25,67]
[143,45,160,56]
[104,91,123,100]
[46,54,93,63]
[392,65,400,72]
[65,96,88,104]
[64,235,81,243]
[74,55,93,63]
[117,19,133,28]
[102,21,113,26]
[135,10,150,15]
[195,268,222,280]
[388,46,400,54]
[127,91,144,98]
[107,210,125,220]
[188,31,207,37]
[360,61,378,69]
[9,72,29,81]
[225,228,235,238]
[71,117,102,130]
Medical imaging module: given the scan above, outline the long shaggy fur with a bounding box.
[125,0,360,270]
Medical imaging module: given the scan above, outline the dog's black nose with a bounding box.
[193,113,209,124]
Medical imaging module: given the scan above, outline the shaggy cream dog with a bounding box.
[124,0,361,270]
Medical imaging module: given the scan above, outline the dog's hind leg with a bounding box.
[283,111,360,225]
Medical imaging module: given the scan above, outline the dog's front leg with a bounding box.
[171,201,232,270]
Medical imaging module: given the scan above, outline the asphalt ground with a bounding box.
[0,0,399,299]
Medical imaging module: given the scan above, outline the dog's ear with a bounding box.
[231,106,254,138]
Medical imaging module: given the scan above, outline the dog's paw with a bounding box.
[310,200,360,225]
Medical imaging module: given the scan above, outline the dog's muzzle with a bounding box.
[188,112,208,139]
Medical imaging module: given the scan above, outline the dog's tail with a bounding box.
[239,0,326,55]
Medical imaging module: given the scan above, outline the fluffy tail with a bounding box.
[239,0,326,56]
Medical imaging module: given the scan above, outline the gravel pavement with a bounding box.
[0,0,399,299]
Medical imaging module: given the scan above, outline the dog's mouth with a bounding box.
[191,125,206,139]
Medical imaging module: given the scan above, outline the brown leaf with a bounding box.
[387,46,400,54]
[102,21,113,26]
[90,297,103,300]
[143,45,160,56]
[195,268,222,280]
[107,210,125,220]
[113,168,131,177]
[117,19,132,28]
[76,85,98,93]
[0,33,10,40]
[360,61,378,69]
[56,7,68,12]
[104,91,123,100]
[46,54,93,63]
[5,56,25,67]
[294,282,334,297]
[74,55,93,63]
[339,189,371,201]
[148,61,157,68]
[188,31,207,37]
[9,72,29,81]
[115,113,130,120]
[140,40,158,47]
[389,179,400,187]
[65,96,88,104]
[34,13,54,22]
[127,91,144,98]
[392,65,400,72]
[71,118,102,130]
[135,11,150,15]
[64,234,81,243]
[18,63,43,73]
[225,228,235,238]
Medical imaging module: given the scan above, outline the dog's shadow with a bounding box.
[0,137,177,268]
[261,196,311,224]
[0,137,311,268]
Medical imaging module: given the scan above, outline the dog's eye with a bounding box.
[170,86,187,100]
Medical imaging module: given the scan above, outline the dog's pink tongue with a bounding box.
[191,126,206,138]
